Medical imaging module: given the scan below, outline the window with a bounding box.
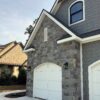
[44,27,48,42]
[69,1,84,25]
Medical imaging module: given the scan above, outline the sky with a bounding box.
[0,0,55,45]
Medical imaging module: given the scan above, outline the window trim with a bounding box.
[68,0,85,26]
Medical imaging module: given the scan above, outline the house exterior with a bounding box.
[0,41,27,78]
[24,0,100,100]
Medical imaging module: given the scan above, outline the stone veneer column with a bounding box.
[62,42,81,100]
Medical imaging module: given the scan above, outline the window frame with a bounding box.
[68,0,85,26]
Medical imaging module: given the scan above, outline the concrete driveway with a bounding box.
[0,90,33,100]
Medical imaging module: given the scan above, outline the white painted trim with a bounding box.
[33,62,62,99]
[24,10,79,50]
[82,34,100,44]
[80,43,83,100]
[57,36,81,44]
[45,11,77,37]
[24,11,45,50]
[23,48,35,53]
[51,0,62,14]
[57,37,76,44]
[57,34,100,44]
[50,0,58,13]
[88,60,100,100]
[88,64,92,100]
[88,60,100,70]
[68,0,85,26]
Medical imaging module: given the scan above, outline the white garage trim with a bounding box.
[88,60,100,100]
[33,63,62,100]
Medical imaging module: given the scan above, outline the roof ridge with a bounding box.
[0,41,17,55]
[0,43,18,58]
[5,41,17,46]
[18,42,24,49]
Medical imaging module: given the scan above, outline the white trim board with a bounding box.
[88,60,100,100]
[23,48,35,53]
[80,43,83,100]
[82,34,100,43]
[57,37,80,44]
[24,10,80,50]
[57,34,100,44]
[50,0,62,14]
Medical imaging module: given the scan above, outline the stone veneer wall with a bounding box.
[26,16,81,100]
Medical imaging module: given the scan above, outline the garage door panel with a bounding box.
[93,65,100,70]
[34,89,48,99]
[89,63,100,100]
[34,81,47,89]
[48,75,62,81]
[35,73,48,81]
[48,81,62,91]
[33,63,62,100]
[48,72,62,81]
[94,96,100,100]
[48,91,62,100]
[92,71,100,83]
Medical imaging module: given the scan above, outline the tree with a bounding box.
[18,68,26,85]
[24,25,34,35]
[24,18,38,35]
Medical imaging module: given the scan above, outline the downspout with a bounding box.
[23,48,35,53]
[80,43,83,100]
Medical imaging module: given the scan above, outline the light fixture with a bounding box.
[64,62,68,70]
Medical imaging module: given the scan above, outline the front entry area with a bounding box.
[33,63,62,100]
[89,61,100,100]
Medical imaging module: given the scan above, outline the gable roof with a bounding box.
[0,42,27,66]
[24,10,80,50]
[24,1,100,49]
[0,41,17,56]
[0,47,4,52]
[0,41,15,52]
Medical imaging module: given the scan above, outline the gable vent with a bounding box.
[44,27,48,42]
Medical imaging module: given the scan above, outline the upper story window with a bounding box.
[69,0,85,26]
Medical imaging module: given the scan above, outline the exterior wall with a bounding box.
[26,16,81,100]
[0,65,11,76]
[12,66,19,78]
[82,40,100,100]
[55,0,100,35]
[0,65,20,78]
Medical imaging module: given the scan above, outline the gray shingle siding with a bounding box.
[82,40,100,100]
[55,0,100,35]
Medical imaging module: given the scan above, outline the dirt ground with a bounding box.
[0,85,26,92]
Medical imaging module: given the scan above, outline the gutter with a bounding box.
[23,48,35,53]
[57,36,81,44]
[57,34,100,44]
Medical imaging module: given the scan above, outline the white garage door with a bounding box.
[89,62,100,100]
[33,63,62,100]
